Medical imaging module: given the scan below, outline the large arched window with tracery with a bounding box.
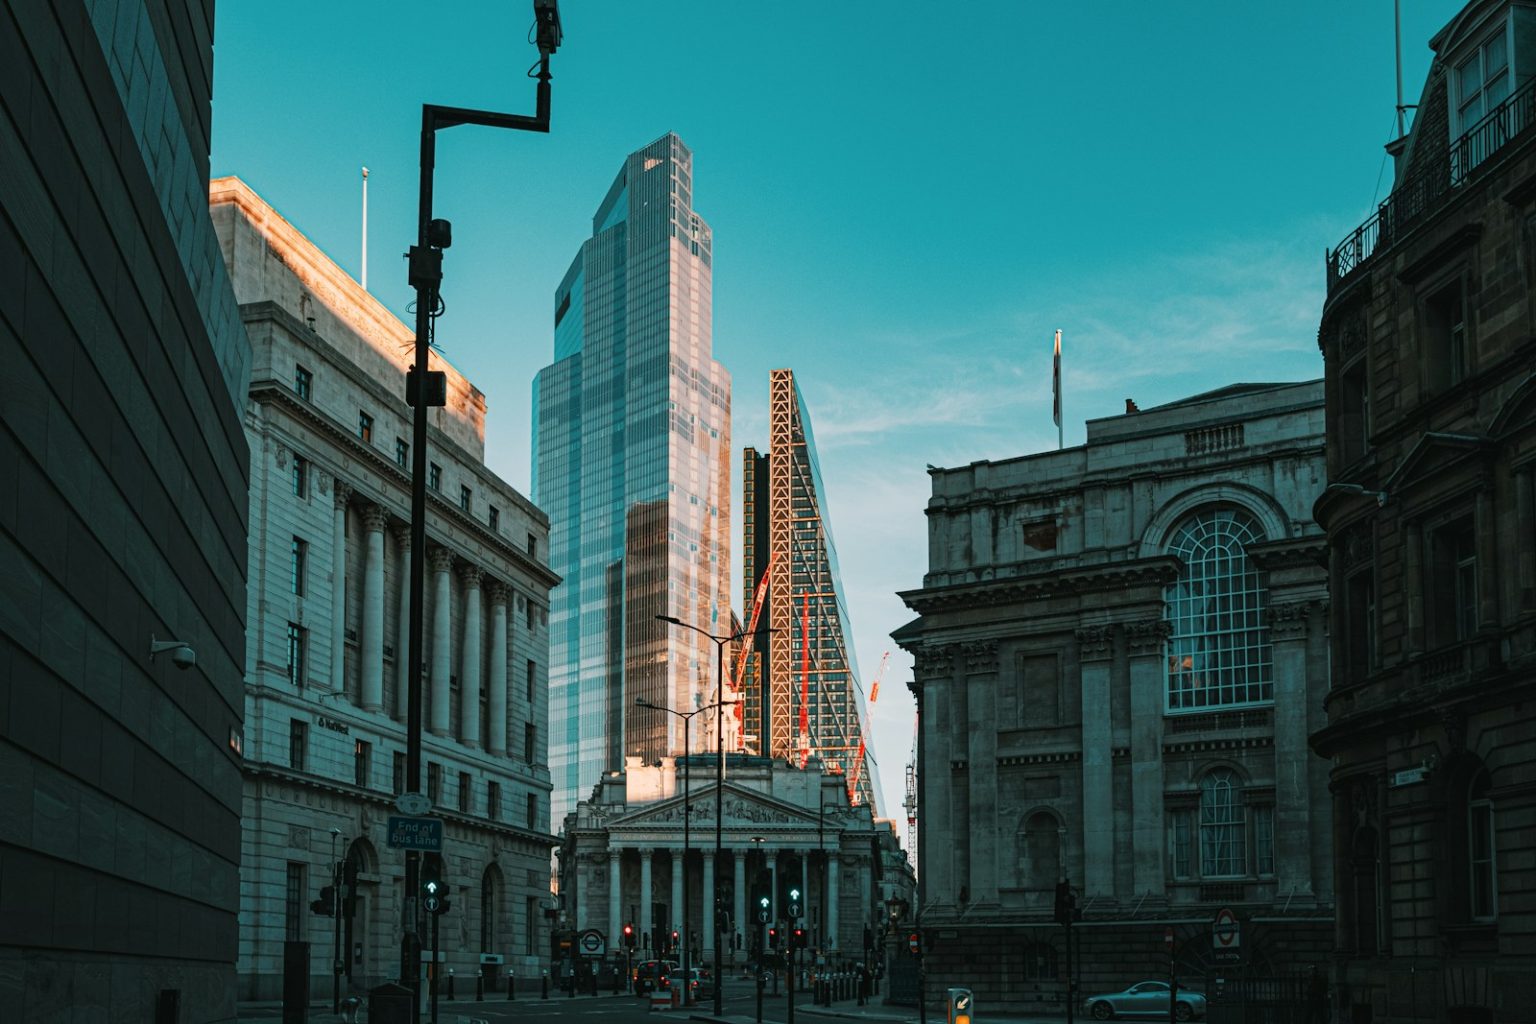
[1164,507,1272,710]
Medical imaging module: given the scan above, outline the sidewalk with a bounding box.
[691,997,1063,1024]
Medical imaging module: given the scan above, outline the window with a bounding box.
[393,751,406,794]
[1164,508,1273,710]
[460,485,472,512]
[489,505,500,531]
[525,723,537,765]
[292,456,309,498]
[427,762,442,804]
[395,437,409,469]
[1340,361,1370,465]
[354,740,372,789]
[1344,569,1377,679]
[289,719,308,772]
[295,364,312,401]
[1424,280,1469,388]
[526,793,538,828]
[285,623,307,688]
[487,781,501,820]
[285,862,306,941]
[1429,515,1477,646]
[1351,827,1383,954]
[1454,25,1511,138]
[525,895,537,955]
[1168,808,1193,880]
[458,771,471,813]
[1020,943,1059,981]
[527,533,538,559]
[1252,803,1275,877]
[1199,769,1246,878]
[1015,812,1061,889]
[526,601,536,632]
[429,463,442,492]
[358,411,373,443]
[526,660,536,704]
[290,537,308,596]
[1469,770,1496,921]
[481,867,499,952]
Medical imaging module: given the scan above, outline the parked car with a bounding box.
[678,967,715,999]
[633,959,679,995]
[1085,981,1207,1021]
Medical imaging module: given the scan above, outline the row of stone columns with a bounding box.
[328,488,518,754]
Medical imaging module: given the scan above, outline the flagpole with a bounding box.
[1053,329,1063,450]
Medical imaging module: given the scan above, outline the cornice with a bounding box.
[902,557,1180,615]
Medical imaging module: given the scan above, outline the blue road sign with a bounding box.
[387,815,444,851]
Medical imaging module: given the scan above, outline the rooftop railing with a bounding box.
[1326,76,1536,295]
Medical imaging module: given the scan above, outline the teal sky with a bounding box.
[211,1,1459,829]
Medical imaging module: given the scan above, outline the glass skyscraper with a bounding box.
[742,369,882,813]
[533,134,731,824]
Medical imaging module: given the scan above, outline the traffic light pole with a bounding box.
[332,857,343,1014]
[431,910,441,1024]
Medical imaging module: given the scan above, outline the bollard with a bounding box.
[446,970,455,1001]
[756,969,765,1024]
[542,972,550,999]
[508,972,516,1000]
[476,975,483,1001]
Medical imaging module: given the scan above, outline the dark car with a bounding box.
[1085,981,1207,1021]
[633,959,679,995]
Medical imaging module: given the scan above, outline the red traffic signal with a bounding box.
[768,927,779,948]
[793,927,806,949]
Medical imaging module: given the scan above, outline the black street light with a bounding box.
[635,695,731,1008]
[399,2,561,1005]
[655,614,775,1015]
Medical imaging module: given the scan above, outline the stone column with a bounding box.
[641,850,654,948]
[394,524,412,720]
[702,851,716,958]
[671,850,684,946]
[964,640,1000,905]
[1269,601,1315,897]
[429,547,454,736]
[488,582,510,755]
[1476,487,1499,628]
[913,647,955,906]
[609,850,623,952]
[732,850,745,952]
[827,853,839,950]
[360,506,388,711]
[459,565,484,746]
[1126,620,1169,896]
[1517,466,1535,612]
[1077,625,1115,896]
[330,484,351,692]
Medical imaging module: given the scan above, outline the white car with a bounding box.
[1085,981,1207,1021]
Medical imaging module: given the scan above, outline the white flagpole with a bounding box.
[360,167,369,290]
[1053,329,1063,450]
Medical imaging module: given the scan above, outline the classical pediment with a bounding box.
[607,783,826,834]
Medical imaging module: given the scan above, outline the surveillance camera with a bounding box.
[171,645,196,671]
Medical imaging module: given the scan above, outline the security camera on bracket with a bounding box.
[149,635,196,671]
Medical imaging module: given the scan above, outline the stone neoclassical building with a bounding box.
[558,755,913,972]
[895,381,1334,1012]
[212,178,559,1000]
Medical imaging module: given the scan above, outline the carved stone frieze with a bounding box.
[362,505,389,533]
[962,639,999,675]
[1124,620,1172,657]
[1434,704,1467,753]
[459,563,484,587]
[1268,601,1312,641]
[429,547,456,573]
[275,444,289,468]
[489,580,510,605]
[333,482,352,510]
[912,645,955,680]
[288,824,310,851]
[1075,625,1114,663]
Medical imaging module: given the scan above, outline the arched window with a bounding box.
[1164,508,1272,710]
[1199,769,1246,877]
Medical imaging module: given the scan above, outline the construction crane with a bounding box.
[846,651,888,803]
[904,714,919,864]
[729,552,776,751]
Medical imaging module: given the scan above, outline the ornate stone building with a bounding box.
[1315,1,1536,1019]
[558,755,912,972]
[213,178,559,1000]
[895,382,1333,1012]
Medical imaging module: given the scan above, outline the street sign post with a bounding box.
[387,815,444,852]
[908,933,920,955]
[1211,907,1242,964]
[394,792,432,816]
[578,930,606,958]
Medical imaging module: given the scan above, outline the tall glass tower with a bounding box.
[742,369,882,812]
[534,134,732,824]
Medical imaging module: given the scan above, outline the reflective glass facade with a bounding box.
[743,369,882,812]
[534,134,731,824]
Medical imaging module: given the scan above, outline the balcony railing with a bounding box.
[1327,77,1536,295]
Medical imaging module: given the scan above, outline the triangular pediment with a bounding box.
[1384,431,1490,493]
[608,782,825,834]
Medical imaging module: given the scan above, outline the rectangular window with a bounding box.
[460,485,472,512]
[1168,809,1192,880]
[527,659,536,704]
[458,771,471,813]
[358,411,374,443]
[1424,280,1469,389]
[1253,804,1275,876]
[285,862,306,941]
[354,740,372,789]
[395,437,409,469]
[525,895,537,955]
[289,719,308,772]
[1430,515,1478,645]
[489,505,500,531]
[295,364,312,401]
[1454,23,1511,139]
[1345,569,1376,679]
[526,793,538,828]
[527,533,538,559]
[526,601,536,632]
[286,623,307,688]
[525,722,537,765]
[393,751,406,795]
[291,537,308,596]
[1470,799,1496,920]
[292,456,309,498]
[1340,361,1370,465]
[429,463,442,492]
[427,762,442,804]
[487,781,501,820]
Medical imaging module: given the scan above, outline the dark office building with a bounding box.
[1,2,250,1020]
[1315,1,1536,1021]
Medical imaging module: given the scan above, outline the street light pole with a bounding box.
[398,5,561,1010]
[653,614,775,1015]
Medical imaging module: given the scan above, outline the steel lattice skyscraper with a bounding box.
[533,134,731,824]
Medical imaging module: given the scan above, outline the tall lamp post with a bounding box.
[655,614,775,1015]
[634,695,730,1007]
[398,1,562,1007]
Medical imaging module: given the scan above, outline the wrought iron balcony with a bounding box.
[1327,77,1536,295]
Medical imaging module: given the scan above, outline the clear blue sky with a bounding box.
[211,1,1458,833]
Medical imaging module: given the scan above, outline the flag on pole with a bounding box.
[1052,329,1062,428]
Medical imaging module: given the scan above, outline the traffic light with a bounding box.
[792,927,806,950]
[671,930,680,951]
[422,860,450,915]
[310,885,335,916]
[768,927,779,948]
[623,922,635,948]
[757,893,772,924]
[1053,880,1075,925]
[788,886,802,918]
